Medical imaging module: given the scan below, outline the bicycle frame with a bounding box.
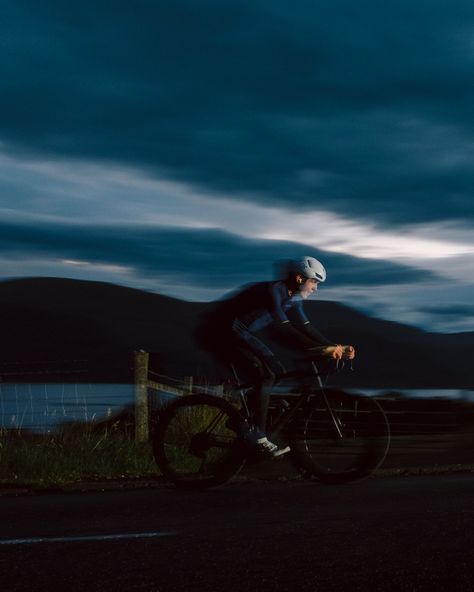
[230,359,346,442]
[153,358,390,488]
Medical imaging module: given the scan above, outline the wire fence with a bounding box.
[1,355,473,435]
[0,355,195,432]
[0,382,134,432]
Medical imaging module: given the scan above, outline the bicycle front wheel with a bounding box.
[287,390,390,484]
[153,394,246,489]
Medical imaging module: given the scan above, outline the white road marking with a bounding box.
[0,531,177,545]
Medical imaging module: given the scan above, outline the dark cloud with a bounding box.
[0,220,437,290]
[422,304,474,318]
[0,1,472,225]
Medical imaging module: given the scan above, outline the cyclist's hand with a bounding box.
[342,345,356,360]
[322,345,344,360]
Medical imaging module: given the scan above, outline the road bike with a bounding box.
[152,357,390,489]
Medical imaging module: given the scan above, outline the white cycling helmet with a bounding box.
[291,256,326,282]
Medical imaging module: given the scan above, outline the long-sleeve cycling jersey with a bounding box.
[198,280,333,351]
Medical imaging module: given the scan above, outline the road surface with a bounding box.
[0,474,473,591]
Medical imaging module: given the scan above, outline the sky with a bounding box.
[0,0,473,333]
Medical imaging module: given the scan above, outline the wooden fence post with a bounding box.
[134,350,149,442]
[183,375,193,394]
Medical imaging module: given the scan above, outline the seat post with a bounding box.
[230,363,250,418]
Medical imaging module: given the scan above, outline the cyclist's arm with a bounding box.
[291,301,356,359]
[276,321,354,359]
[301,321,332,345]
[276,319,324,348]
[269,284,319,348]
[291,300,333,346]
[268,283,350,357]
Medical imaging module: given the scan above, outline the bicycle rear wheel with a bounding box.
[287,389,390,484]
[153,394,246,489]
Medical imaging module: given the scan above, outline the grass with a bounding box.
[0,424,159,488]
[0,398,242,489]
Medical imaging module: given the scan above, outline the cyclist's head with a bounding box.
[288,256,326,283]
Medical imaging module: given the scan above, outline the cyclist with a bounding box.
[195,256,355,457]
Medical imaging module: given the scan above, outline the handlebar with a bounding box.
[304,345,355,361]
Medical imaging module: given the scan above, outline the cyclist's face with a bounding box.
[299,278,319,299]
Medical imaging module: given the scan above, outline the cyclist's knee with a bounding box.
[251,359,275,383]
[259,370,276,388]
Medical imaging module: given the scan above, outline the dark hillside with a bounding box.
[0,277,473,388]
[0,277,207,381]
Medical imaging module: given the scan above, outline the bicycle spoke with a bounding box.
[153,395,246,488]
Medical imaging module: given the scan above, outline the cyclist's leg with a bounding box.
[207,331,277,432]
[206,333,289,455]
[229,344,290,456]
[232,345,276,433]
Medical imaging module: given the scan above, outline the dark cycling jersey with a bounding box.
[230,280,308,330]
[195,280,332,356]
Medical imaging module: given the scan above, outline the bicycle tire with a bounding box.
[152,394,246,489]
[285,389,390,484]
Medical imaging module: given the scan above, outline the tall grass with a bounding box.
[0,393,243,488]
[0,424,159,488]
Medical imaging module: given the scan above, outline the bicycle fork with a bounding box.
[269,363,346,441]
[313,362,344,439]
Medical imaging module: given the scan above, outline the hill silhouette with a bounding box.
[1,277,473,388]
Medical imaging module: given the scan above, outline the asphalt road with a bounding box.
[0,474,473,592]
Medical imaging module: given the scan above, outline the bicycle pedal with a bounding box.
[272,445,291,458]
[255,443,291,459]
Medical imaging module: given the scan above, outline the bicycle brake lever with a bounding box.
[342,357,354,371]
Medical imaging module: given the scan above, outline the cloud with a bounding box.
[422,304,474,318]
[1,1,473,332]
[0,219,437,290]
[0,0,472,226]
[321,281,474,333]
[2,219,473,332]
[1,151,473,272]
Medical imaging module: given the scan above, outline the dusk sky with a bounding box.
[0,1,473,332]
